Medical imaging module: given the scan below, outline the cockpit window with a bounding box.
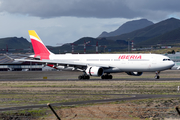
[163,59,171,61]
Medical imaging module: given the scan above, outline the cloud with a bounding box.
[1,0,180,20]
[0,11,131,45]
[0,0,130,18]
[1,0,180,46]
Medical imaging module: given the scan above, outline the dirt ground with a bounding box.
[55,99,180,120]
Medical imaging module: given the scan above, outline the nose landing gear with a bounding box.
[155,71,160,79]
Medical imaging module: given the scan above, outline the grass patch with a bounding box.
[0,108,48,119]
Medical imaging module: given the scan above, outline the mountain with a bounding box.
[73,37,128,52]
[0,37,31,49]
[139,27,180,46]
[0,37,31,53]
[107,18,180,45]
[98,19,154,38]
[49,37,128,53]
[48,18,180,53]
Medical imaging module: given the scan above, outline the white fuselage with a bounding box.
[48,53,174,73]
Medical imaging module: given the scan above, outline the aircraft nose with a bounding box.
[170,61,175,68]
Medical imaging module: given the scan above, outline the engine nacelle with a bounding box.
[126,72,143,76]
[85,66,104,76]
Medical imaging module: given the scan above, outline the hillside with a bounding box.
[0,37,30,48]
[0,37,31,53]
[98,19,153,38]
[139,27,180,46]
[50,37,128,53]
[106,18,180,45]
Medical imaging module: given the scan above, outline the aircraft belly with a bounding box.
[150,63,173,71]
[104,68,122,73]
[116,61,150,72]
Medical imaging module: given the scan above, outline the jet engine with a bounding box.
[85,66,104,76]
[126,72,143,76]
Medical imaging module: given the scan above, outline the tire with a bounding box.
[155,76,160,79]
[78,75,82,80]
[109,75,113,79]
[101,75,105,79]
[85,75,90,79]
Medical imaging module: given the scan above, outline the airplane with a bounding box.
[15,30,175,79]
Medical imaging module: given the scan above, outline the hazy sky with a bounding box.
[0,0,180,46]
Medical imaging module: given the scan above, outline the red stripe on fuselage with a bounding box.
[31,39,50,60]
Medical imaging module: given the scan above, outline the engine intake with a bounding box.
[126,72,143,76]
[86,66,104,76]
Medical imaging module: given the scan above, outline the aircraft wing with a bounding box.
[14,59,111,69]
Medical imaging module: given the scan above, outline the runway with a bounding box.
[0,78,180,81]
[0,70,179,80]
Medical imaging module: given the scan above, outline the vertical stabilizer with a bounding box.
[28,30,53,60]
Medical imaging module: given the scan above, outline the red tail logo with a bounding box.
[28,30,52,60]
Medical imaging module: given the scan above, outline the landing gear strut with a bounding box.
[155,71,160,79]
[101,74,113,79]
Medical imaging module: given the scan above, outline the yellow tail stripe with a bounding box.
[28,30,41,41]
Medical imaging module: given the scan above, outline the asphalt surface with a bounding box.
[0,78,180,81]
[0,94,180,111]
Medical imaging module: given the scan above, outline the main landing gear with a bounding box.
[154,71,160,79]
[78,74,90,80]
[78,73,113,80]
[101,74,113,79]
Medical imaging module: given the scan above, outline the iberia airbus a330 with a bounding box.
[15,30,175,79]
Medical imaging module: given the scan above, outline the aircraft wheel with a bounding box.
[84,75,90,79]
[79,75,90,80]
[106,75,112,79]
[101,75,113,79]
[109,75,113,79]
[101,75,105,79]
[155,76,160,79]
[155,71,160,79]
[78,75,83,80]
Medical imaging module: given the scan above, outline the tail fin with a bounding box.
[28,30,54,60]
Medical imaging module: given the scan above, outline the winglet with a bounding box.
[29,30,54,60]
